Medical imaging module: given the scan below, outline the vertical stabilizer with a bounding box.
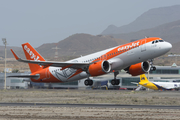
[22,43,46,73]
[140,74,149,83]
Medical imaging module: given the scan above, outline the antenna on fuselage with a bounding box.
[52,43,60,60]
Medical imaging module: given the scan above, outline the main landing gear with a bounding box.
[111,71,120,85]
[84,79,93,86]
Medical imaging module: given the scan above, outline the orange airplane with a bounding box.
[9,37,172,86]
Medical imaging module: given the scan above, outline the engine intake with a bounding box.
[89,60,111,76]
[128,61,150,76]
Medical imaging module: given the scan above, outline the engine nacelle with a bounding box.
[89,60,111,76]
[128,61,150,76]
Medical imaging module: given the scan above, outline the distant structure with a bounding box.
[168,54,180,65]
[52,43,60,60]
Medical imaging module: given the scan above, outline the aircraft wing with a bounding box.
[11,49,90,71]
[7,74,39,78]
[131,82,139,85]
[135,85,143,91]
[131,82,149,86]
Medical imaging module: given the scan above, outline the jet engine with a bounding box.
[88,60,111,76]
[126,61,150,76]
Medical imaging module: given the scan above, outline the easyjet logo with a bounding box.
[24,45,40,61]
[118,42,140,51]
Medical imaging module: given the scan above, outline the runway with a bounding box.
[0,103,179,109]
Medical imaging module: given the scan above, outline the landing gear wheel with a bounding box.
[149,59,156,71]
[111,71,120,85]
[89,80,93,86]
[84,79,93,86]
[111,80,116,85]
[150,66,156,71]
[115,80,120,85]
[111,79,119,85]
[84,80,89,86]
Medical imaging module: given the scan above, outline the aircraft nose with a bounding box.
[165,42,172,52]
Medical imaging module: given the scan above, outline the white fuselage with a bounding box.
[153,82,180,90]
[48,39,172,82]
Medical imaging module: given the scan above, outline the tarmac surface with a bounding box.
[0,103,180,109]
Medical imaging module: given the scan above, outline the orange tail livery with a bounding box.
[22,43,46,73]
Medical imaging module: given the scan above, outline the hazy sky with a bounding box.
[1,0,180,47]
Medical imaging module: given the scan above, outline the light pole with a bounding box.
[2,38,7,90]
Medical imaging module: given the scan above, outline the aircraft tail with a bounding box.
[140,74,149,83]
[22,43,46,73]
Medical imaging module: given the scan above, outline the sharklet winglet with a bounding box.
[11,49,20,60]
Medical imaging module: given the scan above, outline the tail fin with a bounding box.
[22,43,46,73]
[140,74,149,83]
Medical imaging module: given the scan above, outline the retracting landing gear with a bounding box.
[111,71,120,85]
[84,73,93,86]
[84,79,93,86]
[149,59,156,71]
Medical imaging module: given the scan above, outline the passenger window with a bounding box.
[152,41,154,44]
[155,40,158,43]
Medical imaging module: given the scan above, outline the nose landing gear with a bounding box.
[149,59,156,71]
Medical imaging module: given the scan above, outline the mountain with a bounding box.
[36,33,127,59]
[0,46,23,58]
[102,5,180,35]
[5,33,127,59]
[108,19,180,44]
[171,42,180,53]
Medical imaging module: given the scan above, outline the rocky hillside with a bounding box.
[36,33,127,59]
[5,33,127,60]
[109,19,180,44]
[102,5,180,35]
[171,42,180,53]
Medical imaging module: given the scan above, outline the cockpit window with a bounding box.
[152,40,164,44]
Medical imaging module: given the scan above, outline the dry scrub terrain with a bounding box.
[0,89,180,105]
[0,89,180,119]
[0,106,179,120]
